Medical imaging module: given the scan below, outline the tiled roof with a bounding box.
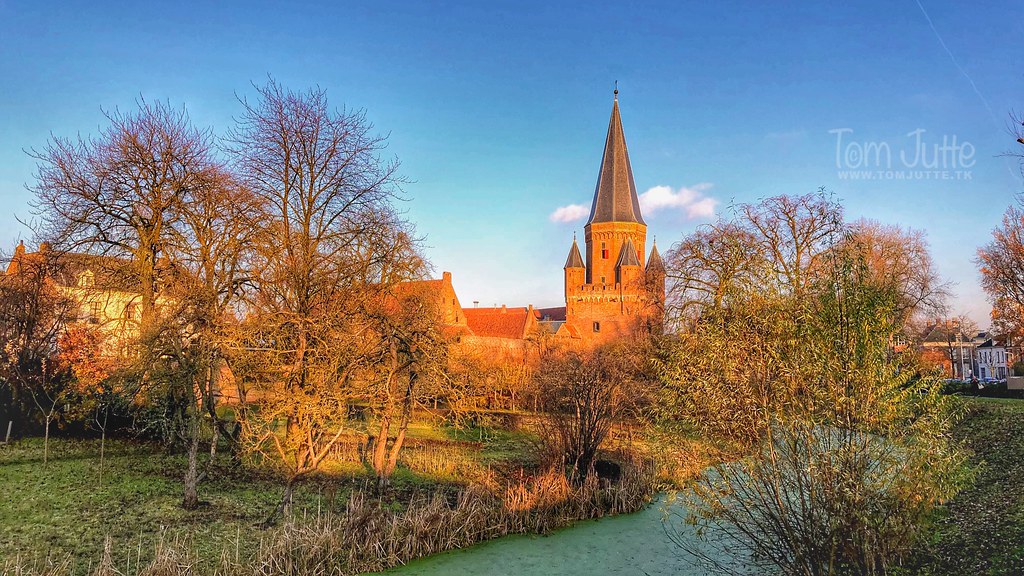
[538,320,564,334]
[587,95,645,225]
[559,323,582,339]
[463,306,530,340]
[392,278,443,296]
[6,243,140,292]
[564,238,585,269]
[615,237,641,267]
[441,324,474,339]
[536,306,566,321]
[921,324,973,344]
[646,241,664,272]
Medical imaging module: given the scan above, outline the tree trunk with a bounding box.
[209,423,219,467]
[97,407,109,482]
[99,432,106,482]
[384,419,408,477]
[384,372,418,477]
[266,477,298,526]
[182,414,200,510]
[43,416,50,466]
[207,360,219,469]
[372,415,391,478]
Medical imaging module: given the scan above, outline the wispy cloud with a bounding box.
[549,203,590,223]
[550,183,718,223]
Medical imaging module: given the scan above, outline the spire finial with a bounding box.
[614,80,618,99]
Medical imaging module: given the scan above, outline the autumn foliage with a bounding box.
[55,325,113,394]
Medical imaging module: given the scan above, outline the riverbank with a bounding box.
[909,397,1024,574]
[0,420,701,574]
[3,399,1017,575]
[373,496,708,576]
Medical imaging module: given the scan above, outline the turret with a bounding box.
[615,237,642,288]
[645,240,665,282]
[564,235,586,306]
[644,240,666,331]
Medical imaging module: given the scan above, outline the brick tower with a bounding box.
[563,90,665,340]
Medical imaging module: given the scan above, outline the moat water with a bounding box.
[372,497,723,576]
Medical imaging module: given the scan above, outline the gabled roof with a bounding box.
[564,237,585,269]
[587,94,645,226]
[536,306,567,322]
[921,324,973,345]
[615,237,641,268]
[977,338,1006,349]
[646,241,664,272]
[6,242,140,292]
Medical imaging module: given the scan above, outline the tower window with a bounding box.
[600,276,606,284]
[601,242,609,259]
[593,321,601,333]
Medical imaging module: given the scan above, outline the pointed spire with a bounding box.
[587,90,644,225]
[615,237,641,268]
[646,239,664,272]
[564,236,585,269]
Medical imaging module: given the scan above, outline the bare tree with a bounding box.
[841,219,949,322]
[741,190,843,298]
[534,340,651,481]
[664,192,843,326]
[978,205,1024,336]
[663,221,761,316]
[30,99,216,327]
[29,98,235,508]
[228,79,414,518]
[159,168,259,508]
[359,279,448,487]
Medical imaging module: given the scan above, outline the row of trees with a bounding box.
[1,80,447,513]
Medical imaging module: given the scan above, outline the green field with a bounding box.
[0,421,540,571]
[0,437,337,568]
[910,397,1024,574]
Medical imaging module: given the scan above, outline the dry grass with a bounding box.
[396,443,492,485]
[3,457,655,576]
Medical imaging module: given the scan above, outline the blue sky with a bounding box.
[1,1,1021,325]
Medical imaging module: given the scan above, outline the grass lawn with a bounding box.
[0,437,346,569]
[912,397,1024,575]
[0,420,540,571]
